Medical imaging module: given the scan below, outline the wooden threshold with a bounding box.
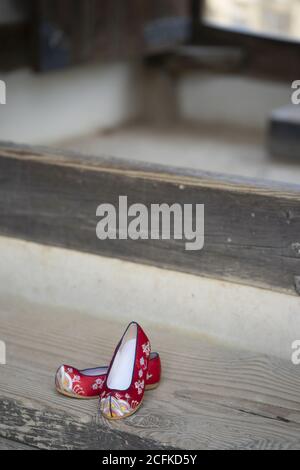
[0,142,300,295]
[1,301,300,449]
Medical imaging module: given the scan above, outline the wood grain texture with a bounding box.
[0,142,300,295]
[0,437,36,450]
[1,299,300,449]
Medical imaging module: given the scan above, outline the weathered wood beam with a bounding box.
[0,142,300,295]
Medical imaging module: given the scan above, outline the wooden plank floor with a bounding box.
[60,123,300,185]
[0,437,36,450]
[1,300,300,449]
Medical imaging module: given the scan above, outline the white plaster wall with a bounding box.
[0,63,292,145]
[177,72,291,132]
[0,62,138,145]
[0,236,299,360]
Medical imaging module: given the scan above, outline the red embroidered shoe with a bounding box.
[100,322,153,420]
[55,352,161,399]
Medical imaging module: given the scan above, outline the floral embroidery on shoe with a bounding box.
[135,380,145,395]
[142,341,150,357]
[138,369,143,378]
[140,356,148,371]
[72,375,81,382]
[92,378,104,391]
[73,384,85,396]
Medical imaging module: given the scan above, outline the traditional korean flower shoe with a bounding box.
[55,352,161,399]
[100,322,152,420]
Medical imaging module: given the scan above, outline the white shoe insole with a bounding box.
[81,367,108,376]
[107,337,136,390]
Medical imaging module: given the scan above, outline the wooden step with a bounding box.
[1,301,300,450]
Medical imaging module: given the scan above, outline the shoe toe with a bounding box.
[55,365,73,394]
[100,394,133,419]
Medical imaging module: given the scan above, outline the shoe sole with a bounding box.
[56,381,160,399]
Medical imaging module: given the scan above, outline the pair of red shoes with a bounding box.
[55,322,161,420]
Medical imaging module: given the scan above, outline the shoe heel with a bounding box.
[145,382,160,391]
